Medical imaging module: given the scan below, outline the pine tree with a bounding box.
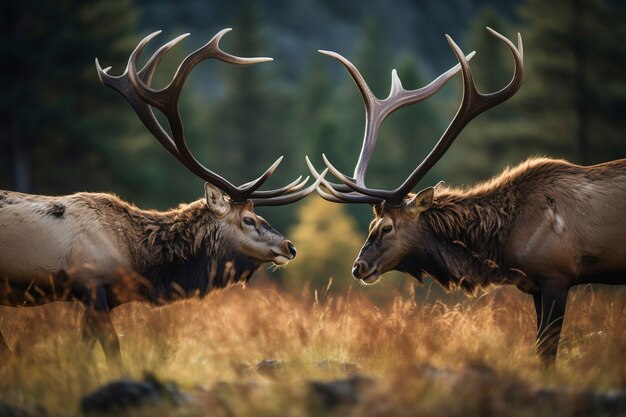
[370,53,444,190]
[437,7,523,185]
[516,0,626,165]
[0,0,138,193]
[298,57,336,158]
[207,0,297,189]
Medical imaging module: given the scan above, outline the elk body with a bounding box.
[308,28,626,362]
[0,29,322,363]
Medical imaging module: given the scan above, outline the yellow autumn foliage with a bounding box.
[286,196,365,291]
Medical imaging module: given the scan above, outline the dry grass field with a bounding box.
[0,278,624,416]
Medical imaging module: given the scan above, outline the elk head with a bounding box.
[307,28,523,283]
[96,29,325,267]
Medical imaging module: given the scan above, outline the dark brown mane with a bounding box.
[416,158,589,294]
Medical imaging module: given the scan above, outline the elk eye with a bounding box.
[382,225,393,234]
[243,217,255,226]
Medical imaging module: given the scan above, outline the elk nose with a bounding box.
[287,241,297,259]
[352,260,367,279]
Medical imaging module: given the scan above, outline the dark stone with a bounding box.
[593,390,626,415]
[80,375,183,415]
[0,402,47,417]
[308,375,375,408]
[316,359,361,375]
[254,359,285,376]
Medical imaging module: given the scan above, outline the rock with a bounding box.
[593,390,626,415]
[0,402,47,417]
[316,359,361,375]
[533,387,626,417]
[80,374,183,415]
[309,375,375,408]
[254,359,284,376]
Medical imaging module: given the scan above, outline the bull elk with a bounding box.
[307,28,626,363]
[0,29,325,363]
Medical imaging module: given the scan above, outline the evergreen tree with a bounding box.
[515,0,626,165]
[0,0,138,193]
[297,56,337,161]
[438,7,523,184]
[207,0,297,188]
[370,53,444,190]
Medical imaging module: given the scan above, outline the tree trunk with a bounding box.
[572,0,589,165]
[9,121,32,193]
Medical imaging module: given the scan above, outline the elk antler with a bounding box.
[308,28,523,206]
[96,29,322,206]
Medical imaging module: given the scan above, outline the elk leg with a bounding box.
[78,286,122,365]
[0,329,11,356]
[533,282,569,364]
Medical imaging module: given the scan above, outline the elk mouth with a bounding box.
[269,241,296,266]
[270,249,295,266]
[361,272,381,285]
[271,255,291,266]
[353,261,381,284]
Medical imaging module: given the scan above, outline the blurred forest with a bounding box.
[2,0,626,291]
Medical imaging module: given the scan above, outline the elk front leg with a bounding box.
[0,329,11,356]
[533,281,569,364]
[78,286,121,365]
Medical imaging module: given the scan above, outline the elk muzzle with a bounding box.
[271,240,297,266]
[352,259,380,284]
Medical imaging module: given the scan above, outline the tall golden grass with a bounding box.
[0,278,624,416]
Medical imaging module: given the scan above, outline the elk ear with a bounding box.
[404,187,434,218]
[204,183,230,217]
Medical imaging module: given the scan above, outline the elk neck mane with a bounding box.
[83,194,260,304]
[411,157,577,294]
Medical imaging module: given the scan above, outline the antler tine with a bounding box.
[318,50,376,190]
[125,31,245,197]
[101,29,313,205]
[235,155,319,202]
[237,156,283,196]
[318,46,475,194]
[126,30,311,203]
[248,175,309,198]
[208,28,274,65]
[388,28,523,204]
[128,29,272,111]
[252,169,328,207]
[305,157,383,204]
[322,154,390,196]
[314,28,522,206]
[319,50,376,110]
[138,32,190,85]
[352,50,477,186]
[95,31,180,159]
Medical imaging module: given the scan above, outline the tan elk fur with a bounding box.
[0,190,292,305]
[0,188,297,362]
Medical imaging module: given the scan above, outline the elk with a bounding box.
[0,29,325,364]
[306,28,626,363]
